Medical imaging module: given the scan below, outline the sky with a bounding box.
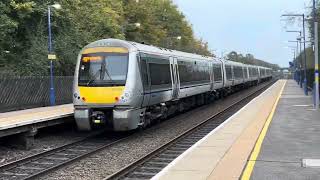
[172,0,311,67]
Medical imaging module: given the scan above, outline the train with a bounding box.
[73,39,272,131]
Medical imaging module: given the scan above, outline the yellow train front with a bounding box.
[73,39,146,131]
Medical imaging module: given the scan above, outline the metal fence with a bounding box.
[0,76,73,113]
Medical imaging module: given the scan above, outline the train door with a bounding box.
[257,67,261,83]
[221,60,226,88]
[139,53,151,107]
[170,57,180,100]
[209,62,214,90]
[231,65,235,86]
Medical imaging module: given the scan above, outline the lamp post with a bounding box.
[282,14,308,95]
[313,0,319,109]
[288,40,302,86]
[285,46,299,82]
[292,49,297,81]
[48,3,61,106]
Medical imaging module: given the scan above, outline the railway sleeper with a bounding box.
[1,172,29,177]
[152,157,173,163]
[128,171,156,179]
[163,149,184,154]
[145,161,169,167]
[157,153,179,159]
[138,166,164,172]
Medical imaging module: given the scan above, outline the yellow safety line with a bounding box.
[241,80,287,180]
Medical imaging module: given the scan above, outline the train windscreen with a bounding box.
[78,53,128,86]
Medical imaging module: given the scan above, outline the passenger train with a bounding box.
[73,39,272,131]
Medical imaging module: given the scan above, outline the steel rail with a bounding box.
[0,130,132,180]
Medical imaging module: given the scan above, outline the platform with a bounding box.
[0,104,74,138]
[244,80,320,179]
[152,80,287,180]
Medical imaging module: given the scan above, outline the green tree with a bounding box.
[0,0,213,76]
[226,51,280,70]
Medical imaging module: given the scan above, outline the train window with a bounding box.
[251,68,255,76]
[149,63,171,86]
[78,53,128,86]
[178,63,188,83]
[213,64,222,82]
[139,57,149,90]
[233,66,243,80]
[178,60,210,85]
[225,65,233,80]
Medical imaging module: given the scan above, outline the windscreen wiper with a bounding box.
[101,61,113,81]
[86,69,101,86]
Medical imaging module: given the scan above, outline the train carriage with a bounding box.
[73,39,272,131]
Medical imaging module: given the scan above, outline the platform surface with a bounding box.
[153,80,286,180]
[247,80,320,180]
[0,104,73,131]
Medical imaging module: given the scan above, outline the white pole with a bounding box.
[315,21,319,109]
[313,0,319,109]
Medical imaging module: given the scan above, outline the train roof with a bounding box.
[84,38,215,61]
[83,39,272,70]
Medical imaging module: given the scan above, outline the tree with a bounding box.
[226,51,280,70]
[0,0,213,76]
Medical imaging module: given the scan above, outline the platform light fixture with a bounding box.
[282,13,308,95]
[47,3,62,106]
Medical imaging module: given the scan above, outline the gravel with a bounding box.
[0,124,89,166]
[35,82,269,180]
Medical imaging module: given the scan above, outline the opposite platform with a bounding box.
[153,80,286,180]
[244,80,320,179]
[0,104,73,138]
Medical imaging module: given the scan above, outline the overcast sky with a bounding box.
[173,0,311,67]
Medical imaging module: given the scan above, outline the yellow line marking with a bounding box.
[241,80,287,180]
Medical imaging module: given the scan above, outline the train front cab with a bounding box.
[73,41,146,131]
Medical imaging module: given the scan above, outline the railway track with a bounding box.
[0,80,275,180]
[0,130,131,180]
[106,80,276,180]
